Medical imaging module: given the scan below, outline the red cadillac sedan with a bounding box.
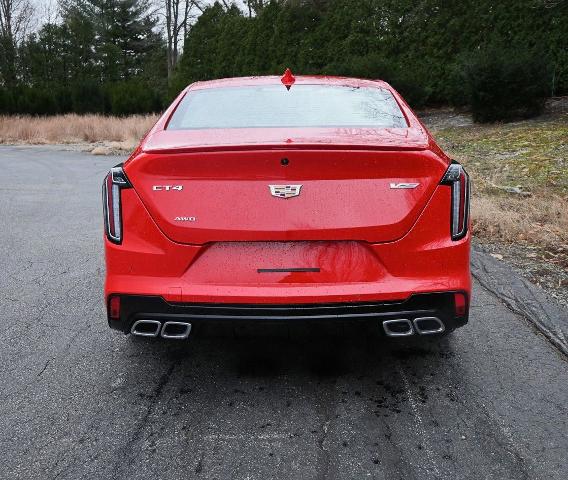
[103,72,470,340]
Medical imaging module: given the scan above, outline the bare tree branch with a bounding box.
[159,0,213,80]
[0,0,34,43]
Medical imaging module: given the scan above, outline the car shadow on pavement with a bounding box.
[125,331,455,381]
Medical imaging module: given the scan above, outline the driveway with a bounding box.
[0,146,566,480]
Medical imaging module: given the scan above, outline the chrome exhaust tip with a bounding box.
[413,317,445,335]
[131,319,162,337]
[383,319,414,337]
[161,321,192,340]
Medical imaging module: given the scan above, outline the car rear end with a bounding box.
[102,76,470,340]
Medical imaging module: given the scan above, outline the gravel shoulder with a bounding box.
[476,240,568,308]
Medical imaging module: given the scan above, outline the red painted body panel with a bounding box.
[105,75,471,320]
[125,149,447,244]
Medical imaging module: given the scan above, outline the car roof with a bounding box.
[187,75,392,91]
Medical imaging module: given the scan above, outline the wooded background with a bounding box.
[0,0,566,120]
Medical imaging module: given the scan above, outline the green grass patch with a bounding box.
[432,113,568,194]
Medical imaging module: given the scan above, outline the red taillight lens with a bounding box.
[102,166,131,244]
[441,163,470,240]
[109,296,121,320]
[454,292,467,317]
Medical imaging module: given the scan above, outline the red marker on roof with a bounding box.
[281,68,295,91]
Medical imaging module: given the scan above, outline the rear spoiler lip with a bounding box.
[141,143,430,155]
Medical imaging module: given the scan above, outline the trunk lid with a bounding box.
[125,148,447,245]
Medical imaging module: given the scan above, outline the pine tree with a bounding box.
[60,0,163,81]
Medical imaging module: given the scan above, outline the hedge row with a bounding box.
[0,81,163,116]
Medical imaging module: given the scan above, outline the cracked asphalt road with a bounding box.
[1,146,567,480]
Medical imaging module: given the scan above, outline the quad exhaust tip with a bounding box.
[382,317,445,337]
[413,317,445,335]
[383,319,414,337]
[130,320,192,339]
[161,321,192,340]
[131,319,162,337]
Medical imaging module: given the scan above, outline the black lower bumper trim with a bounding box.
[108,292,468,336]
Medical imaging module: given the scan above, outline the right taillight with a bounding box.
[441,163,470,240]
[454,292,467,317]
[102,166,131,244]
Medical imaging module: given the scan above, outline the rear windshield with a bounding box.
[167,85,407,130]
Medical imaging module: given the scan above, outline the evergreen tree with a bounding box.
[60,0,163,81]
[1,0,567,116]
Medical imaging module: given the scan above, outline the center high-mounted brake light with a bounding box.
[441,163,470,240]
[102,166,131,244]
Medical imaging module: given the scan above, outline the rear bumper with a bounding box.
[107,291,469,336]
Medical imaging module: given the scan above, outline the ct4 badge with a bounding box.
[269,185,302,199]
[153,185,183,191]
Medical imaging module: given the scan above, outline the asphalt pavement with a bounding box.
[0,145,567,480]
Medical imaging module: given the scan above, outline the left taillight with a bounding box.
[441,162,470,241]
[108,295,121,321]
[102,166,132,244]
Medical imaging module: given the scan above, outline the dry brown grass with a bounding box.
[0,113,159,150]
[472,194,568,251]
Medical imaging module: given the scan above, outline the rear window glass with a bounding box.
[167,85,407,130]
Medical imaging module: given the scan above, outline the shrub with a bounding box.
[0,88,14,114]
[387,69,430,110]
[464,46,549,123]
[108,81,162,116]
[71,82,107,114]
[54,87,73,114]
[18,88,59,115]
